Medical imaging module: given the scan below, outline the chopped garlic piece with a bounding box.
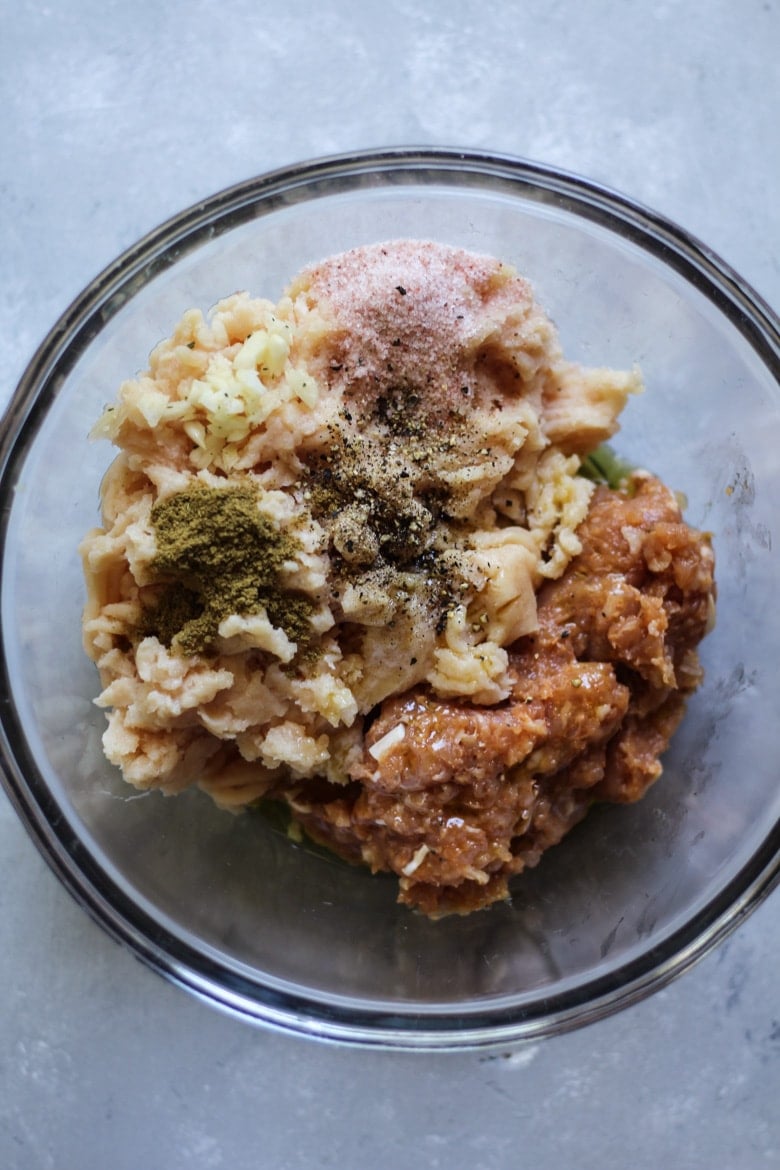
[402,844,430,876]
[367,722,406,761]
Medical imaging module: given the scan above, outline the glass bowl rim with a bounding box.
[1,145,778,1051]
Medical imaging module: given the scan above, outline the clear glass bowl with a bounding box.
[1,148,778,1050]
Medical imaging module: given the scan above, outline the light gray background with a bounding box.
[1,2,778,1167]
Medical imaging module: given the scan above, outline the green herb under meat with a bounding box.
[578,443,637,490]
[250,798,355,868]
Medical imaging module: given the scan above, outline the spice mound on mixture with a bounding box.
[80,240,716,916]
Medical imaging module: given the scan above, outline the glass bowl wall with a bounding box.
[0,149,778,1048]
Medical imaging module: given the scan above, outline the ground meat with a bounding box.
[289,472,716,915]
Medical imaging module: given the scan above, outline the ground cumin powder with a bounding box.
[143,483,313,656]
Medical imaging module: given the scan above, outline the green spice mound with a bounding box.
[577,442,636,491]
[143,483,313,656]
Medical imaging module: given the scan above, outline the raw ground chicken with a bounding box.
[80,240,716,916]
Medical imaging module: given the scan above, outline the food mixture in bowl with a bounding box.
[80,240,716,916]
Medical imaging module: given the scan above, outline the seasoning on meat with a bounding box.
[290,473,715,915]
[79,240,714,915]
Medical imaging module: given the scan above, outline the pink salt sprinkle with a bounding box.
[301,240,533,418]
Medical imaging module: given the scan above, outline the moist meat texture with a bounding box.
[287,472,715,916]
[80,240,715,917]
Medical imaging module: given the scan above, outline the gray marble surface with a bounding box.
[1,1,778,1167]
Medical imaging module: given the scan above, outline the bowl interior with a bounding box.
[2,157,779,1040]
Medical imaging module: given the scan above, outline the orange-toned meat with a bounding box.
[289,473,715,915]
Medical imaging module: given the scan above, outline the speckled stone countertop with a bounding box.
[1,2,778,1167]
